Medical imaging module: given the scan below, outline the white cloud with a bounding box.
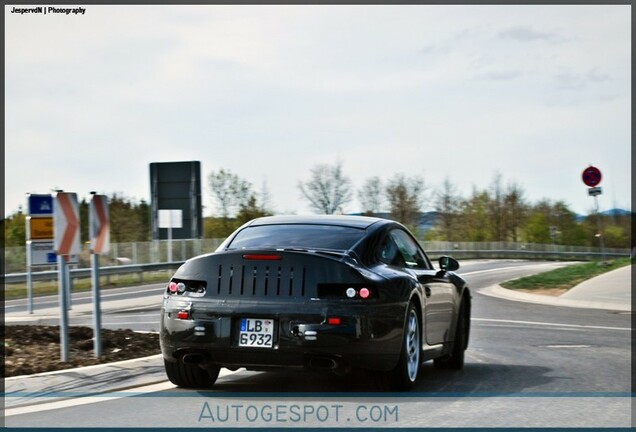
[498,26,561,42]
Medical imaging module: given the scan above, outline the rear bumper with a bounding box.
[160,297,406,372]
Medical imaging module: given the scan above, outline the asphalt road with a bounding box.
[4,283,165,331]
[4,260,632,428]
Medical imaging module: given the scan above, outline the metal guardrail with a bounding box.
[426,249,630,260]
[3,247,631,285]
[3,262,185,285]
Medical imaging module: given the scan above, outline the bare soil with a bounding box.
[2,325,160,378]
[0,287,569,377]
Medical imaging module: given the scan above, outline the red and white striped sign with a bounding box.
[90,194,110,254]
[54,192,80,256]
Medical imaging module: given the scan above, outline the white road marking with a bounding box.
[543,345,593,348]
[100,321,160,325]
[461,263,567,277]
[472,318,630,332]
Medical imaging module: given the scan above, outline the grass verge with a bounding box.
[501,258,632,292]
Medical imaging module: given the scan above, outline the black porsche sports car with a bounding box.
[160,215,470,390]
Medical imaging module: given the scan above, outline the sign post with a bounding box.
[54,192,80,362]
[89,193,110,358]
[25,194,54,313]
[581,166,606,261]
[158,209,183,262]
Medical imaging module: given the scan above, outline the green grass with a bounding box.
[4,271,172,300]
[501,258,632,291]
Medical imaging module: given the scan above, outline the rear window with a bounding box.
[226,224,366,251]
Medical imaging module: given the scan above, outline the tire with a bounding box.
[434,300,466,370]
[164,359,220,388]
[377,302,421,391]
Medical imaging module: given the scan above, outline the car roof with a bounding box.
[246,215,389,229]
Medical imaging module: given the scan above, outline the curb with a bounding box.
[4,354,167,410]
[479,284,631,312]
[4,354,163,381]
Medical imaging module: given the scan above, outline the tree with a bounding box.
[358,176,384,216]
[434,177,462,241]
[206,169,272,236]
[385,174,426,228]
[137,199,151,241]
[258,180,274,215]
[503,182,528,242]
[204,217,239,239]
[524,212,551,244]
[550,201,585,246]
[602,225,628,248]
[3,209,26,247]
[236,194,272,225]
[108,194,150,243]
[298,162,352,214]
[522,200,584,245]
[208,169,251,227]
[458,188,491,241]
[579,212,631,249]
[488,173,506,241]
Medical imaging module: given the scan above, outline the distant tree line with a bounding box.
[2,194,151,247]
[206,163,630,248]
[2,163,631,249]
[426,175,631,248]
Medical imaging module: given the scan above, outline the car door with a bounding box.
[387,230,456,346]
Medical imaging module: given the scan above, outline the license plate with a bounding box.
[239,318,274,348]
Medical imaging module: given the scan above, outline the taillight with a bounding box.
[167,280,207,296]
[168,282,178,293]
[317,284,374,299]
[242,254,282,261]
[345,287,372,299]
[327,317,341,325]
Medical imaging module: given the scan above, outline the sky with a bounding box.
[4,5,632,218]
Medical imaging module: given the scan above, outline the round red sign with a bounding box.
[582,166,602,187]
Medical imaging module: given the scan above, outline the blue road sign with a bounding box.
[28,194,54,215]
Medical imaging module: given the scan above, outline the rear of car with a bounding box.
[160,217,409,386]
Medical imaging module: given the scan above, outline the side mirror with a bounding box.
[439,256,459,272]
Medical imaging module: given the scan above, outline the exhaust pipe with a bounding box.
[308,356,338,370]
[181,353,206,365]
